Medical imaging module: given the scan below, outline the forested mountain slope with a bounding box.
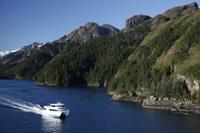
[0,2,199,102]
[109,10,200,101]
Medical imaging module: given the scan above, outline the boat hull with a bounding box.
[43,109,70,119]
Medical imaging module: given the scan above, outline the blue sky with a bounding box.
[0,0,199,51]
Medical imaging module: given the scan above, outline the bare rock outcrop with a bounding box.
[57,22,119,44]
[143,97,200,114]
[163,2,198,19]
[177,74,200,95]
[125,14,151,29]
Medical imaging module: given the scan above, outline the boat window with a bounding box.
[50,109,57,111]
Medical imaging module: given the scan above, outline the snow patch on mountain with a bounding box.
[0,42,46,58]
[38,42,46,48]
[0,49,20,57]
[10,49,20,53]
[0,51,10,57]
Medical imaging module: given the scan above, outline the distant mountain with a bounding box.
[0,42,45,64]
[0,51,10,57]
[0,2,200,103]
[0,41,66,79]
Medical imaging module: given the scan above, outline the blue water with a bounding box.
[0,80,200,133]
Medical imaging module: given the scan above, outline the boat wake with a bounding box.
[0,96,63,132]
[0,96,44,115]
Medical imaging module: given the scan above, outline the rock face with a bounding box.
[177,75,200,95]
[101,24,120,35]
[163,2,198,19]
[57,22,119,43]
[125,14,151,29]
[142,97,200,114]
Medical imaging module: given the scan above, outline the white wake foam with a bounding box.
[0,96,44,115]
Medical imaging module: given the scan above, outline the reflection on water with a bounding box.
[42,116,64,133]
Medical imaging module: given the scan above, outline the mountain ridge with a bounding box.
[55,22,119,44]
[0,22,119,64]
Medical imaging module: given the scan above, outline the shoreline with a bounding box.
[108,91,200,114]
[3,79,200,114]
[33,82,200,114]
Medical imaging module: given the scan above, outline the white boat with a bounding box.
[43,102,70,119]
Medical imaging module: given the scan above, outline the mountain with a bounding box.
[55,22,119,43]
[0,2,200,103]
[0,51,10,57]
[35,23,151,86]
[0,22,119,79]
[35,2,200,101]
[109,2,200,100]
[0,42,45,64]
[0,22,119,64]
[0,41,66,79]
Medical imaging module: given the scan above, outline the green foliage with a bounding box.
[183,64,200,80]
[173,22,200,63]
[6,52,51,79]
[0,42,66,80]
[36,12,200,101]
[36,23,151,86]
[1,9,200,102]
[109,15,200,100]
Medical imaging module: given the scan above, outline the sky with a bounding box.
[0,0,199,51]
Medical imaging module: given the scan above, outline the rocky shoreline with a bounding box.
[108,91,200,114]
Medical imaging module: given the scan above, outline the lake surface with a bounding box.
[0,80,200,133]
